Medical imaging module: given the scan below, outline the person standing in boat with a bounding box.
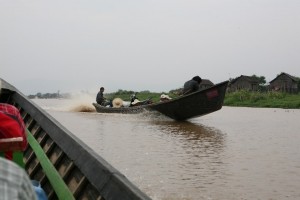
[182,76,202,95]
[96,87,112,107]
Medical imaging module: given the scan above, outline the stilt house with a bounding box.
[228,75,259,92]
[269,72,299,93]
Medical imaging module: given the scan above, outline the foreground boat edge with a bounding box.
[0,78,151,200]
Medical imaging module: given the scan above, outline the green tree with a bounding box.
[36,92,42,98]
[251,75,266,85]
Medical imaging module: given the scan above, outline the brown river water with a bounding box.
[33,98,300,200]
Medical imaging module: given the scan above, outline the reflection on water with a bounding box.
[152,120,224,143]
[151,120,225,159]
[145,121,228,199]
[34,99,300,200]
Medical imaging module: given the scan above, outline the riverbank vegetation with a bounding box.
[224,90,300,109]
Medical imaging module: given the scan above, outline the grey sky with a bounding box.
[1,0,299,95]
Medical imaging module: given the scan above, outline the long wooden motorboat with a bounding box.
[0,78,151,200]
[93,81,229,121]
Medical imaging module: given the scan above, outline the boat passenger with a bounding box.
[96,87,112,107]
[0,103,28,160]
[0,103,44,200]
[160,94,172,102]
[182,76,202,95]
[130,99,141,106]
[0,157,37,200]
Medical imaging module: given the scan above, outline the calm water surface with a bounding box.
[33,99,300,200]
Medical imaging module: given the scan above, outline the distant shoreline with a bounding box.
[28,90,300,109]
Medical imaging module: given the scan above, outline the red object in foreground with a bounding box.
[0,103,27,159]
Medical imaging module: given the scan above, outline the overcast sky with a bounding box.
[1,0,300,95]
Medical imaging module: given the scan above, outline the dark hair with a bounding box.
[100,87,104,90]
[192,76,202,83]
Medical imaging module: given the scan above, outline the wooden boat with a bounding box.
[93,81,229,121]
[0,78,151,200]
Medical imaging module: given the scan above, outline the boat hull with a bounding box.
[93,103,149,114]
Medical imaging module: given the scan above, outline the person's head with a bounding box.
[192,76,202,84]
[100,87,104,92]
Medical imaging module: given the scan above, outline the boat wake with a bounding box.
[67,93,96,112]
[69,104,96,112]
[32,94,97,113]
